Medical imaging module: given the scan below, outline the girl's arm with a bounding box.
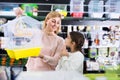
[59,53,84,72]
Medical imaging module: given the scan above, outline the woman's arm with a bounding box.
[40,37,65,67]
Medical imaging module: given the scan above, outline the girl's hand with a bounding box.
[61,45,69,57]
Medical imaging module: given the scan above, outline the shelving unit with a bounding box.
[0,1,120,79]
[0,0,120,20]
[0,0,120,59]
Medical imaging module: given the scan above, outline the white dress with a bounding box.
[56,51,84,74]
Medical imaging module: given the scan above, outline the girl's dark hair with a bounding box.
[70,31,85,53]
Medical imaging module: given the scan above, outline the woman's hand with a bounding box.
[39,48,48,59]
[39,54,44,59]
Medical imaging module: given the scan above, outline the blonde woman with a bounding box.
[26,11,65,71]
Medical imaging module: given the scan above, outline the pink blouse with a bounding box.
[26,30,65,71]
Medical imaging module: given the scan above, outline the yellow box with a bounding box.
[6,47,41,60]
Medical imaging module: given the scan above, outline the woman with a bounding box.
[26,11,65,71]
[56,31,85,74]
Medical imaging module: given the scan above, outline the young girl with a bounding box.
[56,31,85,74]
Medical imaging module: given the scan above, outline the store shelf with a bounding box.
[0,0,120,21]
[63,17,120,21]
[89,45,119,48]
[1,15,120,21]
[0,0,70,4]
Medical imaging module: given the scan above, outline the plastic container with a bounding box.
[6,47,41,60]
[70,0,84,18]
[0,3,19,16]
[52,4,68,18]
[21,4,38,16]
[88,0,104,18]
[105,0,120,18]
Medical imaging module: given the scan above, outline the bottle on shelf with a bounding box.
[73,25,77,31]
[67,25,72,33]
[87,31,92,46]
[1,56,7,66]
[83,38,89,48]
[89,48,98,59]
[10,58,15,66]
[94,33,100,46]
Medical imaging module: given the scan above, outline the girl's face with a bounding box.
[46,17,61,32]
[65,34,72,47]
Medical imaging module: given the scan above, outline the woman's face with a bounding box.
[46,17,61,32]
[65,34,72,47]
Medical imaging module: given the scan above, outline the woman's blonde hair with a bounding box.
[43,11,62,34]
